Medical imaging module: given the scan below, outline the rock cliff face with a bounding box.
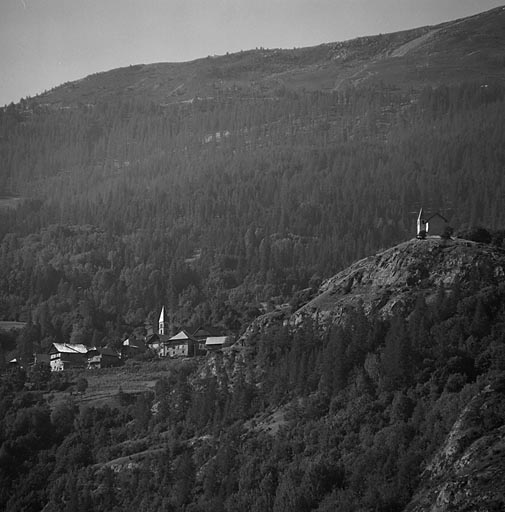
[238,236,505,345]
[289,237,505,511]
[233,237,505,510]
[405,376,505,512]
[292,237,505,326]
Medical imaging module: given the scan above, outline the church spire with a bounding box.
[417,208,426,237]
[159,306,166,335]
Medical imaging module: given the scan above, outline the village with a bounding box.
[34,306,234,372]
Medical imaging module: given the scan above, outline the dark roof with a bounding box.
[192,326,222,338]
[427,213,448,222]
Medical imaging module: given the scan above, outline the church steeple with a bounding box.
[159,306,166,335]
[417,208,426,237]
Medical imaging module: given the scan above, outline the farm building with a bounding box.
[49,343,91,372]
[205,336,234,352]
[193,326,222,352]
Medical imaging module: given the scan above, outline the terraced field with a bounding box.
[45,358,199,410]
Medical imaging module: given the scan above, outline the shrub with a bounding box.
[457,226,492,244]
[76,377,88,393]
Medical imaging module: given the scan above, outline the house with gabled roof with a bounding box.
[163,329,200,358]
[193,326,222,352]
[417,208,449,238]
[204,336,234,352]
[49,343,91,372]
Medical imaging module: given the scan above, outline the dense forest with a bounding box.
[1,80,505,354]
[1,250,505,510]
[1,8,505,509]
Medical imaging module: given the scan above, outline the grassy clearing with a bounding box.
[46,358,199,410]
[0,320,26,331]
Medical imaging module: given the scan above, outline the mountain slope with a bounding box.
[2,6,505,511]
[231,235,505,511]
[406,376,505,512]
[294,237,505,323]
[35,6,505,107]
[237,236,505,342]
[2,5,505,373]
[2,235,505,511]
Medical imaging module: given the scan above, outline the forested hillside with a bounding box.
[1,67,505,348]
[1,6,505,511]
[1,237,505,511]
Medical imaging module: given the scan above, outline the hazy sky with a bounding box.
[1,0,503,105]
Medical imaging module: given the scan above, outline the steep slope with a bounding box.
[405,376,505,512]
[230,235,505,511]
[239,236,505,341]
[34,6,505,107]
[3,236,505,511]
[293,237,505,324]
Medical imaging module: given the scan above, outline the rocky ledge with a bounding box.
[292,237,505,326]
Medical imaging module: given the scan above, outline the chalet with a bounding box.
[205,336,234,352]
[163,330,200,358]
[417,208,449,238]
[49,343,90,372]
[193,326,222,352]
[87,347,121,369]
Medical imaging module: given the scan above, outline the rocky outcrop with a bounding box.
[405,376,505,512]
[238,237,505,347]
[292,237,505,326]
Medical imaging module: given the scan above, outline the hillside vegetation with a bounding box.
[1,6,505,511]
[1,8,505,350]
[1,237,505,511]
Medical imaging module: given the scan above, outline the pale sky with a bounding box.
[0,0,504,106]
